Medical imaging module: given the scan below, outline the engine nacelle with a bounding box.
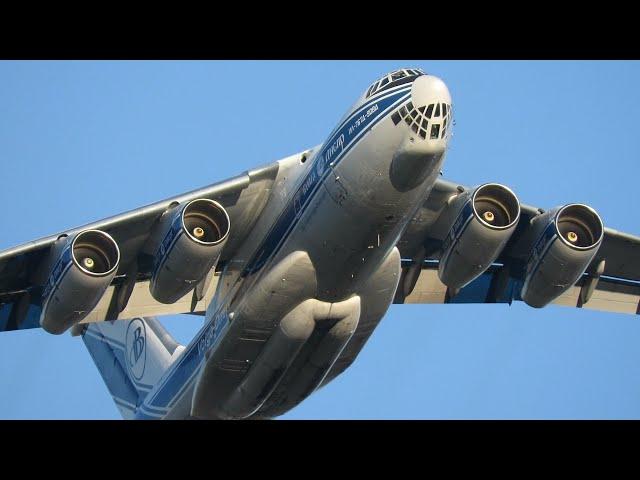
[521,204,604,308]
[149,198,230,304]
[438,183,521,290]
[40,230,120,335]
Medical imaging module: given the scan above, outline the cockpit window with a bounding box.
[425,104,434,118]
[367,83,378,98]
[365,68,426,99]
[392,100,453,141]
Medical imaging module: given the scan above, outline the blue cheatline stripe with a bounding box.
[365,74,421,101]
[439,201,475,269]
[160,360,202,409]
[328,82,415,140]
[151,215,185,280]
[134,89,412,418]
[40,260,73,317]
[139,311,230,414]
[42,245,72,300]
[244,88,412,275]
[154,309,229,408]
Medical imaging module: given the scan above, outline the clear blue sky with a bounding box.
[1,61,639,419]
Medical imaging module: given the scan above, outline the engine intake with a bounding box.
[555,204,603,249]
[40,229,120,334]
[521,204,603,308]
[149,198,230,304]
[438,183,520,290]
[473,184,520,229]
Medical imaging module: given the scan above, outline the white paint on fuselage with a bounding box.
[142,72,453,419]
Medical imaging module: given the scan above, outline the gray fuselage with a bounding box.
[135,71,453,419]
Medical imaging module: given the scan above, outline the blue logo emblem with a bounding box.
[126,318,146,381]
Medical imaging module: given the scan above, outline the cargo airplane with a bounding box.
[1,68,638,419]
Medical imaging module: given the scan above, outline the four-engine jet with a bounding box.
[1,68,638,419]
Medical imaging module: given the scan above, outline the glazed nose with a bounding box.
[407,75,453,142]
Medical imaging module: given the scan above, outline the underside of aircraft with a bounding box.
[0,67,638,419]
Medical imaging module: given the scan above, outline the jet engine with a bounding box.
[40,229,120,334]
[520,204,603,308]
[438,183,521,290]
[149,198,230,304]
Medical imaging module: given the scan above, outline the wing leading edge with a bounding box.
[0,158,285,333]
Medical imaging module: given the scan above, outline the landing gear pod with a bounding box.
[521,204,604,308]
[40,230,120,335]
[438,183,521,290]
[149,199,230,304]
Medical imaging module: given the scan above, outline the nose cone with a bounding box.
[389,75,452,191]
[411,75,451,107]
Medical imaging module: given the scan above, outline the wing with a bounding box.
[395,178,640,315]
[0,153,294,333]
